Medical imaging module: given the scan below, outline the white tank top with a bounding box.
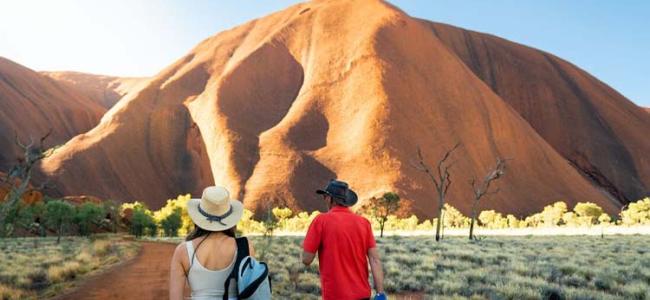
[186,241,238,300]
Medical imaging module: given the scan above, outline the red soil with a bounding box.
[53,242,180,300]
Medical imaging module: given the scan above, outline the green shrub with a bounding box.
[44,200,75,243]
[130,206,156,238]
[15,202,45,235]
[160,208,182,237]
[74,202,105,236]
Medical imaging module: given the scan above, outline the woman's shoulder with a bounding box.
[174,240,189,254]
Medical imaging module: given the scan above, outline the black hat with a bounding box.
[316,179,358,207]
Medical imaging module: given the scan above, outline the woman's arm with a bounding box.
[169,243,188,300]
[248,238,256,257]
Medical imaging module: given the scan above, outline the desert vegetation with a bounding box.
[130,194,650,238]
[148,235,650,299]
[0,236,139,299]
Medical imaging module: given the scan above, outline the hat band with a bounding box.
[198,204,233,226]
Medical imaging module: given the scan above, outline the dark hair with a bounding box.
[185,223,235,241]
[323,194,346,207]
[184,223,236,276]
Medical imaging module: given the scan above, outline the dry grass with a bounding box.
[0,236,139,299]
[149,234,650,299]
[252,235,650,299]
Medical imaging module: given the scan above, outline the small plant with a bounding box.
[259,204,280,261]
[44,200,75,244]
[160,207,182,237]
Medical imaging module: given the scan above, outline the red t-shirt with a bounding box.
[303,206,377,300]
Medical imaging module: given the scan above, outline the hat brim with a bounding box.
[187,198,244,231]
[337,189,358,207]
[319,189,358,207]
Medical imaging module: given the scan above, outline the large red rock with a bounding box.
[424,22,650,203]
[41,0,645,216]
[0,57,106,171]
[42,71,148,109]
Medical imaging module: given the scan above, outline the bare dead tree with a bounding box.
[468,158,508,240]
[411,143,461,241]
[0,130,52,236]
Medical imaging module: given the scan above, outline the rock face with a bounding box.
[0,57,106,171]
[0,172,44,205]
[41,0,648,216]
[42,71,149,109]
[424,22,650,204]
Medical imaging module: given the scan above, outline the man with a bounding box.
[302,179,386,300]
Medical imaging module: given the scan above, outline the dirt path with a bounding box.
[53,242,178,300]
[54,241,423,299]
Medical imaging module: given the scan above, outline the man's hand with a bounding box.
[302,251,316,266]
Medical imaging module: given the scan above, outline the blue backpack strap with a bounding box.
[223,237,249,300]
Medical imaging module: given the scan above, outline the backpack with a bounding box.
[223,237,272,300]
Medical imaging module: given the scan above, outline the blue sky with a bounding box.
[0,0,648,106]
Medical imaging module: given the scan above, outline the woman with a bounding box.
[169,186,255,300]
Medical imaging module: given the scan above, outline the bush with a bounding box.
[74,202,105,236]
[573,202,604,226]
[238,209,267,234]
[478,210,508,229]
[160,208,182,237]
[100,200,120,232]
[16,202,45,235]
[443,204,470,228]
[44,200,75,243]
[129,205,157,238]
[152,194,193,236]
[620,198,650,225]
[47,261,81,283]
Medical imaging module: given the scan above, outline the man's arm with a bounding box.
[302,251,316,266]
[302,216,321,266]
[368,247,384,294]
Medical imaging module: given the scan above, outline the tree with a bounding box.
[161,207,182,237]
[44,200,75,244]
[468,158,507,240]
[15,201,45,235]
[620,198,650,225]
[412,143,461,241]
[130,207,157,237]
[74,202,105,236]
[0,130,52,236]
[523,201,568,227]
[573,202,604,225]
[364,192,403,238]
[152,195,193,236]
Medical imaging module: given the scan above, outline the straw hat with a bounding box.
[187,186,243,231]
